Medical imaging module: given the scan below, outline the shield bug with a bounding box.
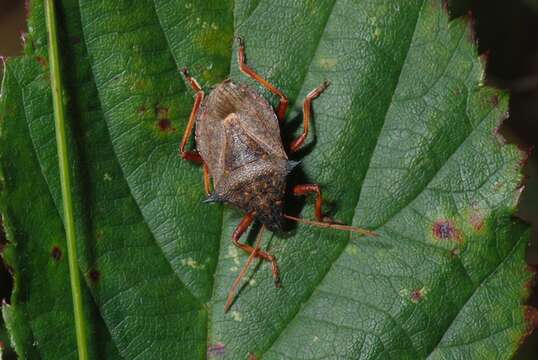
[179,37,375,308]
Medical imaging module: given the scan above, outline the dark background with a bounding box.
[0,0,537,358]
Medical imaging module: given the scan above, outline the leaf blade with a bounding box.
[0,0,532,359]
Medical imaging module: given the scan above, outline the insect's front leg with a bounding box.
[203,163,212,195]
[289,81,330,153]
[289,184,379,237]
[179,68,204,163]
[236,37,288,122]
[232,212,281,287]
[292,184,325,222]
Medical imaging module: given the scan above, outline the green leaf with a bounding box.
[0,0,532,359]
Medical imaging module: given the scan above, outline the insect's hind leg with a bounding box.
[179,68,204,163]
[232,213,281,287]
[236,37,288,122]
[289,81,330,153]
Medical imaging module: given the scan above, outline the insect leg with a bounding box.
[236,36,288,122]
[203,163,211,195]
[289,81,330,153]
[292,184,324,222]
[232,213,281,287]
[179,68,204,163]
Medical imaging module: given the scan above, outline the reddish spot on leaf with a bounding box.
[518,146,533,168]
[469,210,485,231]
[410,288,423,303]
[72,36,81,44]
[155,105,175,132]
[525,306,538,334]
[517,306,538,348]
[207,342,225,357]
[433,219,458,241]
[89,270,101,283]
[138,106,147,115]
[158,119,173,132]
[50,246,62,262]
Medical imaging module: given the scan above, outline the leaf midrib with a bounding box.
[8,58,124,360]
[17,3,203,357]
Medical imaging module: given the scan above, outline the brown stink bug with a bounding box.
[179,37,375,309]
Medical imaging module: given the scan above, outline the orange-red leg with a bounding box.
[289,81,330,153]
[236,37,288,122]
[203,163,211,195]
[232,212,281,287]
[292,184,324,222]
[179,68,204,164]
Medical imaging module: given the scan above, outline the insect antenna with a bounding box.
[224,226,266,313]
[283,214,378,237]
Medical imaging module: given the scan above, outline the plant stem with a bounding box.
[44,1,89,359]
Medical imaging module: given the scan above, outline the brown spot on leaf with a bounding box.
[50,246,62,261]
[518,146,533,168]
[155,105,175,132]
[410,288,425,303]
[138,106,147,115]
[89,270,100,283]
[158,119,173,132]
[433,220,459,241]
[207,343,225,357]
[469,210,485,231]
[71,36,81,44]
[35,56,48,69]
